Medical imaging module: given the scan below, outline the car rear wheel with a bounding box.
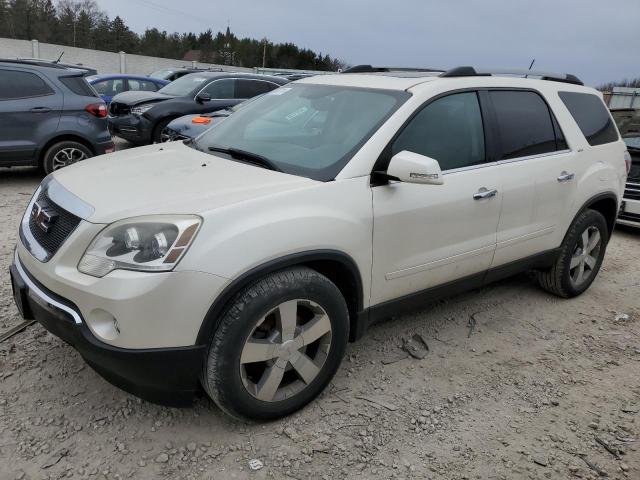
[202,267,349,421]
[42,141,93,174]
[537,209,609,298]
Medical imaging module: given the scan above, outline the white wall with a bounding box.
[0,37,255,75]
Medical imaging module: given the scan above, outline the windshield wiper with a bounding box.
[207,146,282,172]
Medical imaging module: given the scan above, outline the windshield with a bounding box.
[158,74,209,97]
[150,69,174,79]
[193,84,409,181]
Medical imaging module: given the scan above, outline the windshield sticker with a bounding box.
[285,107,309,121]
[268,87,292,96]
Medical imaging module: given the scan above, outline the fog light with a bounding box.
[87,309,120,341]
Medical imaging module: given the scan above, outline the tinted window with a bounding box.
[0,70,54,99]
[128,79,159,92]
[490,90,557,160]
[92,79,125,96]
[559,91,619,146]
[59,76,98,97]
[202,79,235,99]
[195,84,408,181]
[392,92,485,170]
[236,79,278,98]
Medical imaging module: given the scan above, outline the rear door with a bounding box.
[488,89,577,267]
[371,91,502,305]
[0,67,62,165]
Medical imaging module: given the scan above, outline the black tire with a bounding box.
[152,117,174,143]
[42,141,93,174]
[202,267,349,421]
[537,209,609,298]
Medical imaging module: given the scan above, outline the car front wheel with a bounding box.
[202,267,349,420]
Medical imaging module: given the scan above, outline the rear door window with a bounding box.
[202,79,235,99]
[92,79,125,96]
[128,79,160,92]
[391,91,486,171]
[236,79,279,99]
[0,70,54,99]
[489,90,558,160]
[559,91,619,146]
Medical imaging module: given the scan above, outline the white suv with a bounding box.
[10,66,630,420]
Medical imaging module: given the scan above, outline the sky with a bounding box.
[93,0,640,86]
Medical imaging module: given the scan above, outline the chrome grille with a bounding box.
[624,181,640,201]
[27,189,81,258]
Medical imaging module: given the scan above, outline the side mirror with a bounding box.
[386,150,444,185]
[196,93,211,103]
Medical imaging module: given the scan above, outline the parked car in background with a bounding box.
[160,97,260,142]
[10,66,627,420]
[0,59,113,173]
[109,72,288,144]
[611,108,640,227]
[148,67,221,82]
[87,74,169,105]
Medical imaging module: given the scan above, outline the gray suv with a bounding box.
[0,59,114,174]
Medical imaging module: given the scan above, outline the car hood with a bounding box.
[51,142,317,224]
[110,90,173,106]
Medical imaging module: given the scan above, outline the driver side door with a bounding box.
[371,91,502,306]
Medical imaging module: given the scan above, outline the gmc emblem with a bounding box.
[31,201,58,233]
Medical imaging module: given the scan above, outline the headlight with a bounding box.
[131,103,156,116]
[78,215,201,277]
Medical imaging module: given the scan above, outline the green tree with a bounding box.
[110,15,137,52]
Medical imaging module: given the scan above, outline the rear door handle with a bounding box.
[557,171,575,182]
[473,188,498,200]
[30,107,51,113]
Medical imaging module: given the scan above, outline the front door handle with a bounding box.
[30,107,51,113]
[557,171,575,182]
[473,188,498,200]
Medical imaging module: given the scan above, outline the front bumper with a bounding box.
[108,114,153,144]
[617,195,640,228]
[10,253,206,406]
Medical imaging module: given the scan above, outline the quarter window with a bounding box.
[559,91,619,146]
[0,70,54,99]
[489,90,557,160]
[202,79,235,99]
[391,91,485,170]
[236,79,278,98]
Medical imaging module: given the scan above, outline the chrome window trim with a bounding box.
[14,250,82,325]
[441,149,572,175]
[496,149,572,165]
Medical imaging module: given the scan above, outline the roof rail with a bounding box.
[342,64,444,74]
[440,66,584,86]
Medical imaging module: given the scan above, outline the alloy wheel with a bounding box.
[569,226,601,287]
[52,147,88,170]
[239,299,332,402]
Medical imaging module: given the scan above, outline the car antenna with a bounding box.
[525,58,535,78]
[54,51,64,64]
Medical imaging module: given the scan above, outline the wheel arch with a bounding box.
[38,134,95,167]
[576,192,619,239]
[195,250,365,346]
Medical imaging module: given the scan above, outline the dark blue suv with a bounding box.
[0,59,114,174]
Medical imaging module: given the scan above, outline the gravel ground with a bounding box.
[0,147,639,480]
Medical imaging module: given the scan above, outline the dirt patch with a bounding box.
[1,165,638,480]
